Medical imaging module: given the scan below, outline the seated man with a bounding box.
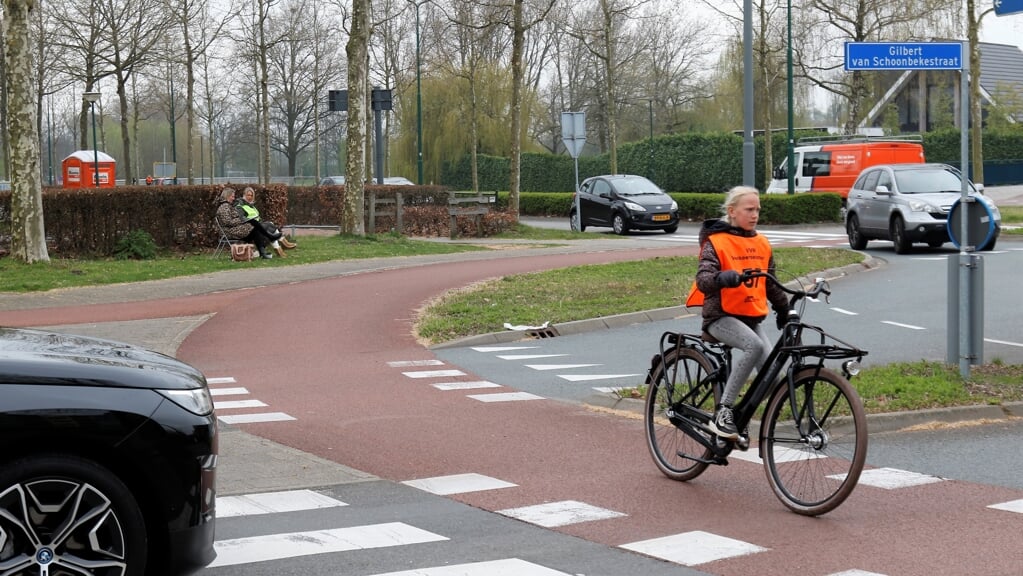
[215,188,278,259]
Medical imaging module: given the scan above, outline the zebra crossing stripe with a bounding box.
[209,387,249,396]
[218,412,296,424]
[206,377,236,384]
[432,381,501,391]
[388,360,445,367]
[557,374,641,382]
[988,499,1023,514]
[620,530,768,566]
[218,490,347,518]
[209,522,448,567]
[497,500,625,528]
[467,392,544,402]
[369,558,572,575]
[402,369,467,378]
[402,473,517,495]
[214,399,268,410]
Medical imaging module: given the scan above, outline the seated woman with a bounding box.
[215,188,279,259]
[235,187,297,257]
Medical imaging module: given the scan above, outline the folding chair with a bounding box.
[212,217,246,259]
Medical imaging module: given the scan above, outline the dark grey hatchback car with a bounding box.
[570,174,679,235]
[0,328,218,576]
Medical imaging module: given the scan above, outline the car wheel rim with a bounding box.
[0,479,128,575]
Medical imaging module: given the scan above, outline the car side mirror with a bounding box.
[875,185,892,195]
[773,167,785,180]
[975,183,984,193]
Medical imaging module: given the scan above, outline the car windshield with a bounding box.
[615,178,662,196]
[894,168,975,194]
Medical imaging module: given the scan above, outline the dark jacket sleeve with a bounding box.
[766,254,790,312]
[695,240,723,295]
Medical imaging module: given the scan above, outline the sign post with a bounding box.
[845,41,978,377]
[561,112,586,231]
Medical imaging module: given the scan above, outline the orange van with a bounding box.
[766,136,925,200]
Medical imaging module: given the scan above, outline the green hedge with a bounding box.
[514,190,843,224]
[443,128,1023,193]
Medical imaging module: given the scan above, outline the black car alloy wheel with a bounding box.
[0,455,147,576]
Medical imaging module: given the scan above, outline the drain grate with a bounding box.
[526,326,560,339]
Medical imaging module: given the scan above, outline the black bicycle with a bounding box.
[643,271,869,516]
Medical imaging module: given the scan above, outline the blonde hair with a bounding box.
[721,185,760,224]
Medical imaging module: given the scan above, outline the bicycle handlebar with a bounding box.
[740,271,831,306]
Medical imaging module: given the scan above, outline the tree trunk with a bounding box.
[508,0,523,218]
[343,0,370,235]
[3,0,49,262]
[968,0,983,184]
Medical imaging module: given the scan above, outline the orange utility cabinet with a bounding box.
[62,150,116,188]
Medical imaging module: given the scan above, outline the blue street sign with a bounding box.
[995,0,1023,16]
[845,42,963,71]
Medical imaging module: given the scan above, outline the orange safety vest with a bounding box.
[685,232,773,317]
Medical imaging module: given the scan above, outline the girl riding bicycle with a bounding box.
[686,185,792,440]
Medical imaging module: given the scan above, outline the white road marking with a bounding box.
[206,377,236,384]
[557,374,642,382]
[209,522,448,567]
[402,369,467,378]
[730,446,826,465]
[209,387,249,396]
[831,307,858,315]
[471,346,539,352]
[988,499,1023,514]
[592,386,627,394]
[432,381,501,391]
[402,473,517,495]
[831,467,944,489]
[985,337,1023,348]
[466,392,545,402]
[218,412,296,424]
[217,490,347,518]
[388,360,445,367]
[524,364,600,371]
[496,354,569,360]
[881,320,926,330]
[369,558,572,576]
[214,399,268,410]
[620,530,768,566]
[497,500,625,528]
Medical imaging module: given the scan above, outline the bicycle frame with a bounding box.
[657,276,866,462]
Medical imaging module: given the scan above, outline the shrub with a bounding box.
[113,230,158,260]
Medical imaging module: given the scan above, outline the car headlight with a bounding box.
[670,200,678,211]
[624,201,646,212]
[157,387,215,416]
[907,200,933,213]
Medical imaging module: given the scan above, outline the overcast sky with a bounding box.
[981,11,1023,48]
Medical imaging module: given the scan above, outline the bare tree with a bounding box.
[4,0,49,262]
[93,0,173,181]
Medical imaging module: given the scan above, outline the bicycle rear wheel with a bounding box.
[761,366,868,516]
[645,347,719,481]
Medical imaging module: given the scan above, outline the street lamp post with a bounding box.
[786,0,795,195]
[409,0,425,185]
[83,91,101,187]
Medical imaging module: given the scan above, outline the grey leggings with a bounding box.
[707,316,772,406]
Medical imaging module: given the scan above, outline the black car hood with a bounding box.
[625,193,674,209]
[0,327,206,390]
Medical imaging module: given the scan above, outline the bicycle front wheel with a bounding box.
[645,347,719,481]
[761,367,868,516]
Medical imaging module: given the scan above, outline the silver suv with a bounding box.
[845,163,1000,253]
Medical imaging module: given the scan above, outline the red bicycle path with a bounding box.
[7,246,1022,575]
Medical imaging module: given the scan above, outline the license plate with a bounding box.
[652,214,670,222]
